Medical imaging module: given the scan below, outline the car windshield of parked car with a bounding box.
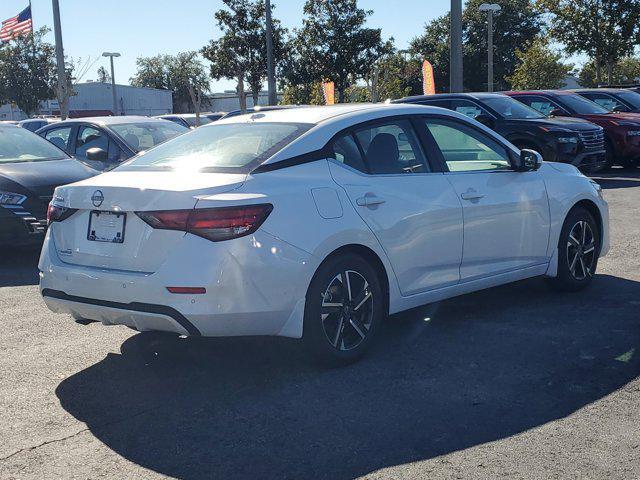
[110,122,188,152]
[482,96,545,119]
[616,91,640,109]
[558,94,610,114]
[0,126,69,163]
[185,116,213,127]
[117,122,312,173]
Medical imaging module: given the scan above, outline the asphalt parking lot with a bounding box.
[1,170,639,480]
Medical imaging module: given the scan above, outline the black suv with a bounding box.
[394,93,606,171]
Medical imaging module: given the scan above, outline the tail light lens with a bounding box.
[47,203,78,225]
[136,204,273,242]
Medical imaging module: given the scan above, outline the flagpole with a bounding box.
[28,0,36,58]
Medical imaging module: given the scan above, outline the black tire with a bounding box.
[303,253,384,366]
[603,139,616,170]
[548,207,600,292]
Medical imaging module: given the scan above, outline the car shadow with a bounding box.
[0,246,40,287]
[56,274,640,480]
[590,168,640,190]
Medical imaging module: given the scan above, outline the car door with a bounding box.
[42,125,75,155]
[74,124,122,171]
[328,117,463,296]
[420,117,551,282]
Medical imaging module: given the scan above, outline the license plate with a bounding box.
[87,211,126,243]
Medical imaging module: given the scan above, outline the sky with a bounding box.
[2,0,454,91]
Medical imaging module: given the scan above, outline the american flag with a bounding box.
[0,6,33,43]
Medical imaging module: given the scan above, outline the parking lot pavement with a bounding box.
[0,170,639,480]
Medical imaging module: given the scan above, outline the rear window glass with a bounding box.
[118,122,312,173]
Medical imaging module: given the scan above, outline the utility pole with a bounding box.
[265,0,276,106]
[479,3,501,92]
[52,0,68,119]
[102,52,121,116]
[450,0,463,93]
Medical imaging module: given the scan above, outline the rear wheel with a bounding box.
[603,139,616,170]
[548,207,600,292]
[303,253,384,366]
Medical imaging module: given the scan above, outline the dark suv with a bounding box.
[574,88,640,114]
[506,90,640,169]
[394,93,606,171]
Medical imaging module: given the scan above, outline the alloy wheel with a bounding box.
[566,220,596,281]
[320,270,374,351]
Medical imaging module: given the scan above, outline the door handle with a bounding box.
[460,189,485,201]
[356,194,386,207]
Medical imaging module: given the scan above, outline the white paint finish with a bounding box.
[311,187,344,219]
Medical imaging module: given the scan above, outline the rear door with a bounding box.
[420,117,550,281]
[328,117,463,296]
[74,124,124,171]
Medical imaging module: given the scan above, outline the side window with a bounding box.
[354,120,430,174]
[76,126,115,161]
[424,119,511,172]
[516,96,559,116]
[420,99,452,110]
[450,99,487,120]
[584,93,626,112]
[44,127,72,152]
[330,133,367,173]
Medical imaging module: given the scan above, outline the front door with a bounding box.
[421,117,551,281]
[328,118,464,296]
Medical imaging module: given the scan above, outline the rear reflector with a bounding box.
[47,203,78,225]
[166,287,207,294]
[136,204,273,242]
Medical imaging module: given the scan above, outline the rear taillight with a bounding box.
[136,204,273,242]
[47,203,78,225]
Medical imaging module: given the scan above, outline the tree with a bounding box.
[282,0,390,102]
[97,65,111,83]
[280,82,325,105]
[169,52,210,126]
[0,28,56,116]
[538,0,640,85]
[507,37,574,89]
[579,57,640,87]
[410,0,542,92]
[130,54,193,112]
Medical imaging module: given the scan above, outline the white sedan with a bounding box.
[39,104,609,365]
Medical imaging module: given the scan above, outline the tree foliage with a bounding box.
[409,14,451,93]
[170,52,211,125]
[578,56,640,87]
[508,37,574,89]
[0,28,56,116]
[281,0,391,102]
[538,0,640,84]
[97,66,111,83]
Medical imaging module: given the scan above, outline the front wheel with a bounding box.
[548,207,600,292]
[303,253,384,366]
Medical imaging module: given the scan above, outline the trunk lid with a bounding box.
[50,170,246,272]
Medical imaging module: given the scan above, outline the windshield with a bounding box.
[117,122,312,173]
[482,96,545,119]
[110,122,188,151]
[616,91,640,109]
[185,116,213,127]
[557,94,610,115]
[0,126,69,163]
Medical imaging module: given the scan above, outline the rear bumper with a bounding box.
[39,229,317,338]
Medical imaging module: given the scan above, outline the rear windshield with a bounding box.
[110,121,188,151]
[117,122,312,173]
[185,116,213,127]
[557,94,610,115]
[0,126,69,163]
[482,96,545,119]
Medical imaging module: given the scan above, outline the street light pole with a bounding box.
[102,52,121,116]
[265,0,276,106]
[479,3,501,92]
[450,0,463,93]
[51,0,68,119]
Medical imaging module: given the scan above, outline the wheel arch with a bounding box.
[570,199,603,242]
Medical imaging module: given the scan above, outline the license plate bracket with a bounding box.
[87,211,126,243]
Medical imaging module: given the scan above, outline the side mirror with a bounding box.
[549,108,564,117]
[85,147,108,161]
[475,114,495,128]
[514,148,543,172]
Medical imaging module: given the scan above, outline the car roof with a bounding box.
[395,92,506,103]
[49,115,171,127]
[573,88,631,94]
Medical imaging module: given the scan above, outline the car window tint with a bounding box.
[44,126,73,152]
[424,119,511,172]
[514,96,559,116]
[450,99,486,119]
[76,126,110,159]
[354,120,429,174]
[583,93,624,112]
[331,134,367,173]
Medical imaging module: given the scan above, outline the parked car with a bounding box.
[599,84,640,95]
[157,112,225,129]
[574,88,640,114]
[394,93,606,171]
[40,104,609,365]
[36,116,188,171]
[18,117,60,132]
[0,124,96,247]
[219,105,306,119]
[506,90,640,169]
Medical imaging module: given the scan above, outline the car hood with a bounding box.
[0,158,98,198]
[503,116,600,132]
[572,112,640,125]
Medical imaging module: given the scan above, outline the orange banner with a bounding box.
[322,81,335,105]
[422,60,435,95]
